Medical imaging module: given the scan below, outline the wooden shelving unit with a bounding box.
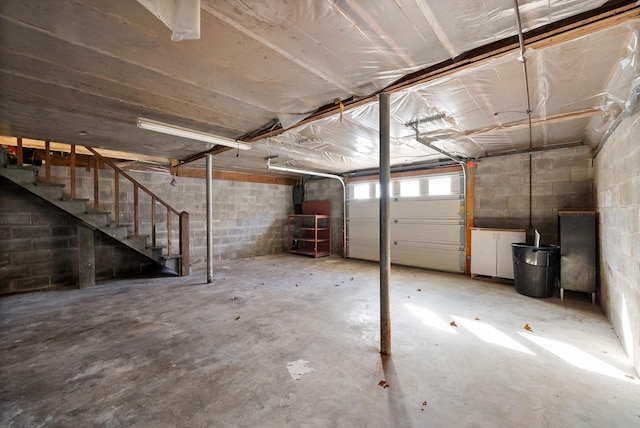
[288,214,331,258]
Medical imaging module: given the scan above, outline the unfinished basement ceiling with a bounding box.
[1,0,639,176]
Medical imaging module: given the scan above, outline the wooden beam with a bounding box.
[176,167,296,186]
[0,136,171,165]
[464,108,603,138]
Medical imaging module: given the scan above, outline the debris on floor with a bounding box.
[475,317,480,320]
[417,288,421,292]
[524,323,533,331]
[286,360,314,380]
[230,296,237,300]
[450,321,457,327]
[378,380,389,388]
[235,316,240,320]
[421,400,428,411]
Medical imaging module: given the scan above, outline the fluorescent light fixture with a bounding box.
[137,117,251,150]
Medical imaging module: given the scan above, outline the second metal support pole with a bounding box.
[379,92,391,355]
[206,153,213,283]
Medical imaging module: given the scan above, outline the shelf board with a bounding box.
[294,227,329,231]
[292,238,330,243]
[290,249,331,258]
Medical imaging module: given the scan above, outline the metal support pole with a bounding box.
[206,153,214,283]
[379,92,391,356]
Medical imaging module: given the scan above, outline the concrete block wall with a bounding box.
[0,177,77,293]
[47,166,293,269]
[0,177,156,294]
[474,146,594,244]
[304,178,345,256]
[594,111,640,374]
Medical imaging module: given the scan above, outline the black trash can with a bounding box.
[511,243,560,298]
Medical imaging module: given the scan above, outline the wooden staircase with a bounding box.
[0,147,189,278]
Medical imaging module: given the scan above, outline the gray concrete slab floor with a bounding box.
[1,254,639,427]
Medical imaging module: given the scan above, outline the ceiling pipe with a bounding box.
[513,0,534,231]
[266,157,346,258]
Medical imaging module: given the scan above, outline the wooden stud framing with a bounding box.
[70,145,76,199]
[134,183,139,235]
[16,137,23,166]
[93,156,100,213]
[114,170,120,225]
[44,141,51,183]
[151,197,157,248]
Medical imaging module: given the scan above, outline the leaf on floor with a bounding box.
[524,323,532,331]
[450,321,457,327]
[626,374,635,379]
[378,380,389,388]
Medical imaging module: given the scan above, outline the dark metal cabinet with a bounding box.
[558,211,597,304]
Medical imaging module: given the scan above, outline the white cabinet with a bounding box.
[471,228,525,279]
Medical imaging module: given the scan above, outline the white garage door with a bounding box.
[347,171,465,273]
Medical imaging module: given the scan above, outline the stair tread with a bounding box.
[3,165,39,172]
[35,182,65,188]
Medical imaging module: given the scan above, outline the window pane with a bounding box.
[400,180,420,197]
[375,183,393,198]
[353,184,370,199]
[429,177,451,195]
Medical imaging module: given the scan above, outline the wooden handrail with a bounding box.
[11,141,189,275]
[83,146,188,275]
[85,147,180,216]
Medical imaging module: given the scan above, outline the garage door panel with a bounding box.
[392,223,462,244]
[391,199,462,218]
[348,220,378,238]
[349,201,379,218]
[348,238,379,261]
[391,242,463,272]
[347,172,465,273]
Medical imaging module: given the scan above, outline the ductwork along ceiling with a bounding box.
[1,0,639,176]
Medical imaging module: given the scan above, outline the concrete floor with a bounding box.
[1,255,639,427]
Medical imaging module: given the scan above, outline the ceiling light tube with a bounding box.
[137,117,251,150]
